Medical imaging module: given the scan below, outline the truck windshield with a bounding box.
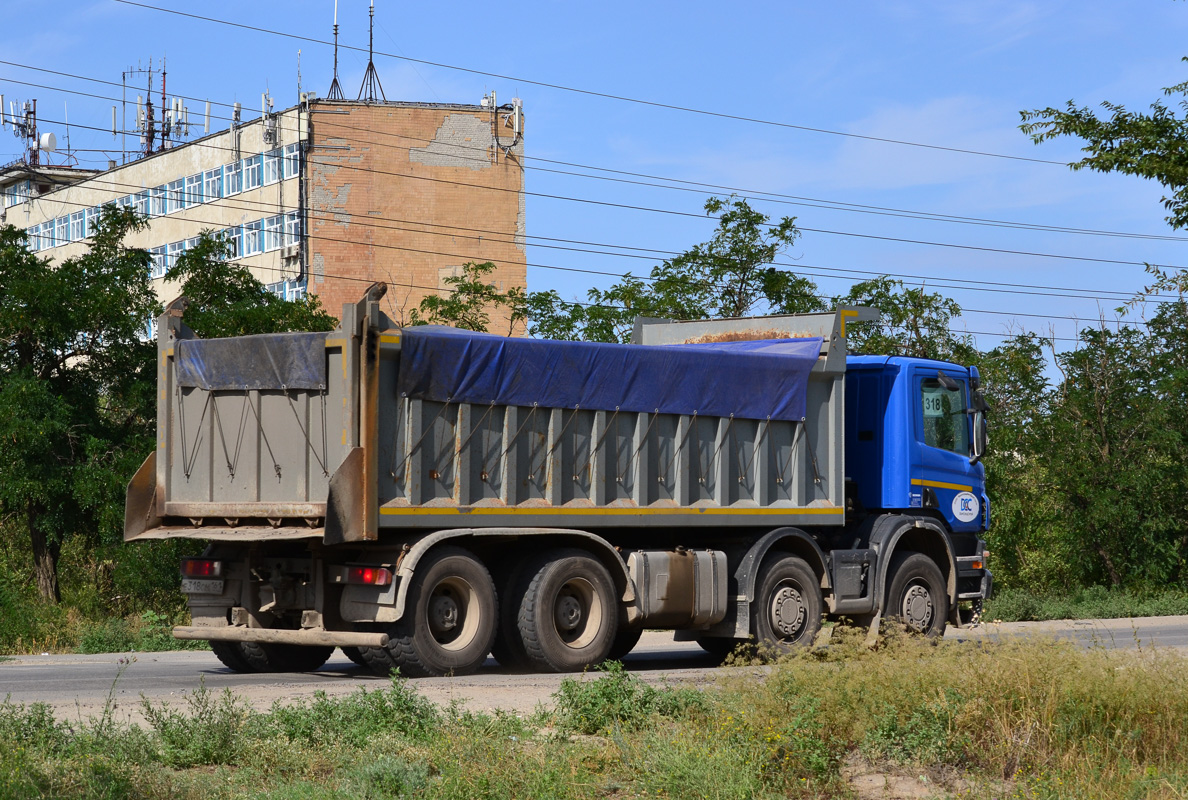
[921,378,968,455]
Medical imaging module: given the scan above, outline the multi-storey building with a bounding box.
[0,97,527,331]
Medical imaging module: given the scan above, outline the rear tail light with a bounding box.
[347,566,393,586]
[181,558,223,578]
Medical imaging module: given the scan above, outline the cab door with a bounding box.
[911,368,984,532]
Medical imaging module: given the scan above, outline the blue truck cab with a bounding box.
[844,354,992,617]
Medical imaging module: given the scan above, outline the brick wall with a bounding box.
[306,101,526,334]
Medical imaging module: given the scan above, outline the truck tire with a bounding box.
[751,554,822,652]
[341,646,369,667]
[607,625,642,661]
[363,546,498,678]
[695,636,742,660]
[242,642,334,672]
[490,560,533,671]
[885,551,948,637]
[210,640,257,673]
[517,549,618,672]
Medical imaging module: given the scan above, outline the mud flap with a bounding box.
[325,446,371,544]
[124,452,162,541]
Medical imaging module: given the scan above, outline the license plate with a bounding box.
[181,578,225,595]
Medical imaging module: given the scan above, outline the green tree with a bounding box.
[1021,68,1188,232]
[0,207,159,601]
[1043,322,1185,587]
[833,276,977,363]
[410,260,525,334]
[523,197,823,342]
[165,232,336,338]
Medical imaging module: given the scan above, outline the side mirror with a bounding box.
[970,410,987,464]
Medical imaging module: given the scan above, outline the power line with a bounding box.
[28,110,1188,275]
[110,0,1070,168]
[8,61,1178,245]
[20,175,1154,329]
[18,159,1166,309]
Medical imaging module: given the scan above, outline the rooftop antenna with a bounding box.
[327,0,345,100]
[158,54,168,152]
[63,102,72,163]
[8,99,40,165]
[358,0,386,103]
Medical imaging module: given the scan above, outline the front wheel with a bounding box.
[517,549,619,672]
[885,552,948,637]
[362,546,498,678]
[750,555,823,653]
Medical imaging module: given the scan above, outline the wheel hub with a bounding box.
[770,586,806,637]
[430,591,459,635]
[555,593,582,632]
[902,584,933,631]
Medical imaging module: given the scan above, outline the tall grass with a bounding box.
[987,585,1188,622]
[2,631,1186,798]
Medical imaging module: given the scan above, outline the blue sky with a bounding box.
[2,0,1187,349]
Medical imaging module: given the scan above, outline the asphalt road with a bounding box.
[2,616,1186,724]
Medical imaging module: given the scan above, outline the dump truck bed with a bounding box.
[127,296,871,543]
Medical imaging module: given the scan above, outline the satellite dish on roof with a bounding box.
[38,132,57,152]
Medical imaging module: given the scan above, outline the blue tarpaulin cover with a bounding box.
[396,326,823,421]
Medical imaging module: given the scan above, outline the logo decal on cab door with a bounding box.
[952,492,979,523]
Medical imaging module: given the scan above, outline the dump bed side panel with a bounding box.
[374,314,859,529]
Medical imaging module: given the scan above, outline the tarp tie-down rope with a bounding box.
[542,405,581,488]
[618,410,661,485]
[391,398,453,483]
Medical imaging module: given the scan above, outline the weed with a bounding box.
[140,678,254,768]
[341,756,429,799]
[265,674,440,747]
[987,586,1188,622]
[861,688,969,765]
[552,660,709,735]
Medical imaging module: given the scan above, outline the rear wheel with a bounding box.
[210,640,256,672]
[607,625,643,661]
[242,642,334,672]
[885,552,948,637]
[517,549,618,672]
[751,555,823,653]
[695,636,742,660]
[362,546,498,678]
[341,646,369,667]
[490,559,533,671]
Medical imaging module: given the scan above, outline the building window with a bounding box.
[54,216,68,246]
[282,143,301,180]
[149,186,167,217]
[69,211,86,242]
[202,168,222,202]
[226,225,241,258]
[3,179,30,208]
[263,149,282,185]
[185,174,202,208]
[283,210,301,246]
[133,191,149,217]
[224,161,242,196]
[150,245,167,279]
[166,179,185,213]
[262,214,283,252]
[167,240,186,272]
[242,219,262,256]
[266,279,305,302]
[242,154,262,192]
[84,207,99,236]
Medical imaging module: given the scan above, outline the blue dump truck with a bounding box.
[125,284,991,676]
